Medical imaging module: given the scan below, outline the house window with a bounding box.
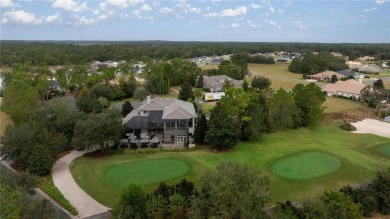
[165,120,175,128]
[188,119,193,128]
[177,136,187,144]
[177,120,187,128]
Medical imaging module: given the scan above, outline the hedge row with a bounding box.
[39,177,78,216]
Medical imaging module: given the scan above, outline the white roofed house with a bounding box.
[123,96,196,148]
[202,75,244,92]
[322,79,367,99]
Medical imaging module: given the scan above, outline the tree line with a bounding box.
[1,41,389,66]
[114,161,390,219]
[288,53,347,75]
[198,79,326,150]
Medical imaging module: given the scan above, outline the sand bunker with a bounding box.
[351,119,390,138]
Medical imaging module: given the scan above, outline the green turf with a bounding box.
[71,121,390,207]
[104,159,190,187]
[269,151,341,180]
[71,153,207,207]
[377,143,390,158]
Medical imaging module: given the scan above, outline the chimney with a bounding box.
[358,74,364,84]
[146,95,151,104]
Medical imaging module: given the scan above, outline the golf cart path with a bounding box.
[52,150,110,218]
[351,119,390,138]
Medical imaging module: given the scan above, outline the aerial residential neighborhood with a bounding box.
[1,0,390,219]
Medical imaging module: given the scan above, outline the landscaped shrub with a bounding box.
[339,122,357,131]
[39,177,78,215]
[377,109,390,118]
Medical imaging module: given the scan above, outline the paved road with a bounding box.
[52,150,111,218]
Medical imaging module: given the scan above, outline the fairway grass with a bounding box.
[71,122,390,207]
[269,151,341,180]
[104,159,190,187]
[377,143,390,158]
[71,153,207,207]
[324,97,364,113]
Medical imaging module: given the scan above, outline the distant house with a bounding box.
[357,56,375,62]
[309,71,345,81]
[359,64,381,74]
[276,57,289,62]
[337,69,360,78]
[322,79,367,99]
[345,61,362,69]
[123,97,196,147]
[210,58,223,65]
[203,75,244,92]
[331,52,343,57]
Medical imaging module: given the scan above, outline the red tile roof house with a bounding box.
[322,79,367,99]
[309,71,345,81]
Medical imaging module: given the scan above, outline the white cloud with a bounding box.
[140,4,152,11]
[231,22,240,29]
[159,7,174,15]
[247,20,261,28]
[220,6,247,17]
[250,3,262,9]
[293,21,305,30]
[187,7,201,13]
[2,10,42,25]
[46,12,60,23]
[128,0,144,6]
[52,0,87,12]
[98,14,107,20]
[284,0,292,6]
[99,2,107,10]
[265,19,281,30]
[364,7,376,12]
[93,9,100,15]
[206,6,247,17]
[75,16,95,26]
[133,9,154,21]
[106,0,128,9]
[269,6,275,13]
[0,0,16,8]
[375,0,390,4]
[152,0,160,7]
[204,12,218,17]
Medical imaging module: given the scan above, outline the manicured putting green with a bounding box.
[377,143,390,158]
[270,152,341,180]
[104,159,190,187]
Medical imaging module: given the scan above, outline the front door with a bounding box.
[177,136,187,147]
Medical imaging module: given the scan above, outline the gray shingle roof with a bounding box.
[122,98,196,125]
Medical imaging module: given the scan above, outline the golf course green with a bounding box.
[71,121,390,208]
[269,151,342,180]
[377,143,390,158]
[104,159,190,187]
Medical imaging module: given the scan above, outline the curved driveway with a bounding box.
[52,150,110,218]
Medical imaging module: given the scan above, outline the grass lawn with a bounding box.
[71,153,208,207]
[71,121,390,207]
[376,142,390,158]
[323,97,364,113]
[384,81,390,89]
[269,151,341,180]
[248,64,308,90]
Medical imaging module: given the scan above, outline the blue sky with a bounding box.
[1,0,389,42]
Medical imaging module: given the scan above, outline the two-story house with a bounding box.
[122,96,196,147]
